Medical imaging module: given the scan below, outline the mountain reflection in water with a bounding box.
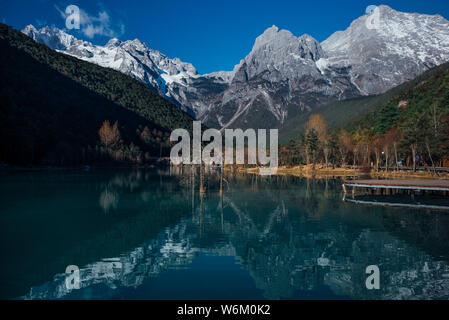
[0,168,448,300]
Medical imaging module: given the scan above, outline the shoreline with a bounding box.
[239,165,449,180]
[0,163,166,172]
[3,163,449,180]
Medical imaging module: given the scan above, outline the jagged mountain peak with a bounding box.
[253,25,288,48]
[252,25,315,53]
[266,24,279,32]
[252,25,324,61]
[23,24,79,50]
[105,37,121,48]
[123,38,148,49]
[234,25,325,83]
[22,24,37,34]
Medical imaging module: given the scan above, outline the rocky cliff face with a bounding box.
[23,5,449,129]
[201,26,360,129]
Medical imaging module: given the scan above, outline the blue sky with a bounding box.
[1,0,449,74]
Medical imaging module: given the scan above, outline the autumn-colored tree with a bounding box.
[140,126,151,144]
[338,131,353,167]
[306,114,328,142]
[99,120,122,150]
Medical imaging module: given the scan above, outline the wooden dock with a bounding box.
[343,197,449,211]
[342,179,449,211]
[343,179,449,193]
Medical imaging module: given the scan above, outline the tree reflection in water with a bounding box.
[3,169,448,300]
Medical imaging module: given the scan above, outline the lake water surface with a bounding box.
[1,168,449,300]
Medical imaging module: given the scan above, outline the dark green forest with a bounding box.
[0,23,193,166]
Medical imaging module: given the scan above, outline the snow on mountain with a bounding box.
[321,5,449,95]
[200,25,358,129]
[22,25,80,50]
[22,5,449,129]
[204,71,235,83]
[22,24,203,115]
[21,203,449,300]
[206,4,449,129]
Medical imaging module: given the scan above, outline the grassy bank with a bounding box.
[238,165,363,178]
[372,169,449,180]
[240,165,449,180]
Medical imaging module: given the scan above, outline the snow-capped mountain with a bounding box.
[22,5,449,129]
[201,25,361,129]
[22,24,205,115]
[321,5,449,95]
[201,5,449,129]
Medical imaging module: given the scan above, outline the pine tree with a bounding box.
[305,128,319,165]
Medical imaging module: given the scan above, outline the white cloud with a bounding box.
[55,5,66,20]
[55,4,124,39]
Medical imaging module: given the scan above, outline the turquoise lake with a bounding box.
[1,168,449,300]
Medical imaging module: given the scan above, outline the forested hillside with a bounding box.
[0,23,193,166]
[281,62,449,170]
[280,63,449,143]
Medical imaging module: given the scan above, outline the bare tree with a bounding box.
[382,131,394,172]
[372,135,383,172]
[385,127,401,171]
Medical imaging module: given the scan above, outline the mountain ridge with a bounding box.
[21,5,449,131]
